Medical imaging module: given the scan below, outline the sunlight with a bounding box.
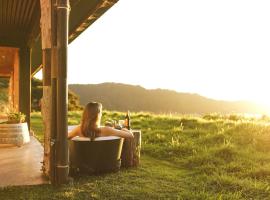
[33,69,42,80]
[68,0,270,111]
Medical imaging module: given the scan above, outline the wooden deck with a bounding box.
[0,136,49,187]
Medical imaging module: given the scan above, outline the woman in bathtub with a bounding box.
[68,102,133,140]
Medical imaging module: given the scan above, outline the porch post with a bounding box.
[41,0,70,185]
[41,49,52,178]
[40,0,53,180]
[55,0,70,184]
[19,46,31,128]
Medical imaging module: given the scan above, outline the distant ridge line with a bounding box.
[69,82,266,114]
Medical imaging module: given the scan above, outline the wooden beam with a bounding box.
[42,49,51,86]
[13,51,20,111]
[0,38,25,48]
[40,0,52,49]
[40,0,53,181]
[69,0,118,43]
[18,46,31,129]
[41,50,52,179]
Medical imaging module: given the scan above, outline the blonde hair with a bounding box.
[81,102,102,140]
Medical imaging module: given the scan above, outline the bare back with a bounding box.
[68,125,133,139]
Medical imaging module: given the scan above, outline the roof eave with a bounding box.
[68,0,119,43]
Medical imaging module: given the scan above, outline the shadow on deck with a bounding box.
[0,136,49,187]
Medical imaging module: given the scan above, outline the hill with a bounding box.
[69,82,267,114]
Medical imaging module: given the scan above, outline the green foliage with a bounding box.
[30,112,44,142]
[0,91,8,103]
[31,78,43,111]
[0,77,9,88]
[7,110,26,123]
[0,77,9,112]
[31,78,83,111]
[203,113,254,122]
[2,112,270,199]
[68,90,83,111]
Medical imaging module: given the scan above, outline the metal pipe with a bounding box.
[55,0,70,184]
[50,0,58,185]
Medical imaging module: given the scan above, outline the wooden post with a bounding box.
[41,0,70,185]
[13,50,20,111]
[42,50,52,86]
[40,0,53,179]
[18,46,31,129]
[55,0,70,184]
[41,50,52,177]
[121,130,141,168]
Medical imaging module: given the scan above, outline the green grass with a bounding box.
[1,111,270,199]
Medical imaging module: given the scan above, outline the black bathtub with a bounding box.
[69,136,124,175]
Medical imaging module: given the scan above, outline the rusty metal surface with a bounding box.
[0,136,48,187]
[0,0,118,45]
[0,0,40,43]
[0,0,38,29]
[0,0,119,75]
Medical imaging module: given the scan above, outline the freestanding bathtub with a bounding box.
[69,135,124,175]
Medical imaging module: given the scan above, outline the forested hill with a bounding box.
[69,83,267,114]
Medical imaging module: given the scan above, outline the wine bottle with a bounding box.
[125,110,131,130]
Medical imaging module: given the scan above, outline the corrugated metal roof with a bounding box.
[69,0,118,43]
[0,0,40,45]
[0,0,119,73]
[0,0,37,28]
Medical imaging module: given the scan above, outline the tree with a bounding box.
[31,78,82,111]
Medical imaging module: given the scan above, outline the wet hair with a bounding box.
[81,102,102,140]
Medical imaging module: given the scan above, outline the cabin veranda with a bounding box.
[0,0,119,186]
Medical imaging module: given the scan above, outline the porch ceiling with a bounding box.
[0,0,40,46]
[0,0,118,74]
[69,0,119,43]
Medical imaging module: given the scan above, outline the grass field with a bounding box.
[1,111,270,199]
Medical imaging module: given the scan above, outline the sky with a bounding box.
[36,0,270,106]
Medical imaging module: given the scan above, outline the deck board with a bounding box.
[0,136,49,187]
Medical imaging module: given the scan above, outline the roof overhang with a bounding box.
[69,0,118,43]
[0,0,119,75]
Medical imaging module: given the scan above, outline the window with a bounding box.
[0,77,10,112]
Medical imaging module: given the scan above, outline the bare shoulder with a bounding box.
[100,126,134,138]
[99,126,114,136]
[70,125,81,132]
[68,125,82,139]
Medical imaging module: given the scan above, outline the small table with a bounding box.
[121,130,141,168]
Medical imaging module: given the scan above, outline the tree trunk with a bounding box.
[121,130,141,168]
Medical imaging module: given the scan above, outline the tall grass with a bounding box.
[6,111,270,199]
